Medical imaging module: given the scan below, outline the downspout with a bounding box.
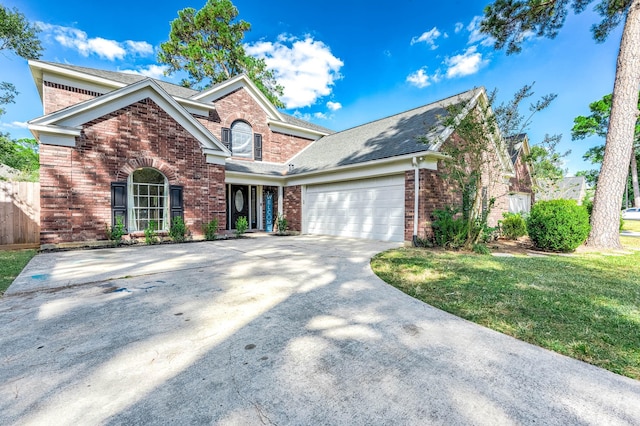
[412,157,419,247]
[278,186,284,217]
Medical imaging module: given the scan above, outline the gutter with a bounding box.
[412,156,419,247]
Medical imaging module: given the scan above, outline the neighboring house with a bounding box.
[506,134,535,214]
[536,176,587,205]
[28,60,515,245]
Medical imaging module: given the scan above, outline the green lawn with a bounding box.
[0,250,36,295]
[622,219,640,233]
[371,246,640,380]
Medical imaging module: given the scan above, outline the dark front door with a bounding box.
[230,185,249,229]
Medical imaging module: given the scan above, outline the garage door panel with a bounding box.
[304,175,405,242]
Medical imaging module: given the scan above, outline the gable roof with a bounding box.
[29,78,229,163]
[507,133,527,165]
[29,60,331,139]
[284,88,483,174]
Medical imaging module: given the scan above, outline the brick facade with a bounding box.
[404,133,512,242]
[43,81,103,114]
[509,153,535,206]
[282,185,302,232]
[40,97,226,244]
[205,88,314,163]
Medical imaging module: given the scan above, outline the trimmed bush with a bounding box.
[203,219,218,241]
[526,200,590,252]
[431,207,468,249]
[235,216,248,237]
[169,216,188,242]
[500,212,527,240]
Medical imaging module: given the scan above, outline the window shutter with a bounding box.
[221,127,231,150]
[254,133,263,161]
[170,185,184,222]
[111,182,128,230]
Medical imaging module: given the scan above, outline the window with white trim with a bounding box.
[128,168,169,231]
[231,121,253,158]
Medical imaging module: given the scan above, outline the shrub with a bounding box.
[144,220,159,245]
[235,216,248,237]
[169,216,188,242]
[472,243,491,255]
[526,200,590,252]
[431,207,468,249]
[276,214,288,235]
[500,212,527,240]
[203,218,218,241]
[105,216,126,244]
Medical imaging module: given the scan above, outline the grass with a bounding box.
[622,219,640,233]
[371,246,640,380]
[0,250,36,295]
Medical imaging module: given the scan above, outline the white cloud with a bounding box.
[292,111,312,121]
[326,101,342,111]
[445,46,488,78]
[454,22,464,33]
[0,121,29,129]
[467,16,495,47]
[410,27,442,49]
[38,22,154,60]
[406,68,431,88]
[245,35,344,109]
[125,41,154,56]
[313,112,328,119]
[121,64,168,79]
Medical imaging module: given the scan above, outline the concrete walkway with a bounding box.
[1,235,639,425]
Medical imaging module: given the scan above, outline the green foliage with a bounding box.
[144,220,159,245]
[203,218,219,241]
[500,212,527,240]
[105,216,126,244]
[472,243,491,255]
[526,200,591,252]
[0,137,39,180]
[276,214,288,234]
[158,0,284,107]
[0,249,36,295]
[431,207,469,249]
[169,216,188,242]
[0,5,43,60]
[234,216,248,237]
[480,0,628,55]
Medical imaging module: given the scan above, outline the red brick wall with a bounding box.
[283,185,301,232]
[39,97,226,244]
[203,88,314,163]
[404,132,511,241]
[43,81,103,114]
[509,153,534,206]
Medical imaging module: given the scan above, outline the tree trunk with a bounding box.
[632,153,640,206]
[587,0,640,249]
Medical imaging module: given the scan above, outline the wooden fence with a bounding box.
[0,181,40,247]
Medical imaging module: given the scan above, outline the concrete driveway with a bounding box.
[1,235,639,425]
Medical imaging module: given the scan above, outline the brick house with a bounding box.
[28,60,521,246]
[507,134,535,214]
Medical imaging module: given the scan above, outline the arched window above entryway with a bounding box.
[221,120,263,160]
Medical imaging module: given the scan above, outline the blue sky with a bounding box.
[0,0,624,174]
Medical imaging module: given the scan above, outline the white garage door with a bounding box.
[304,175,405,242]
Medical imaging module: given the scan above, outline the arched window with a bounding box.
[231,120,253,158]
[128,168,169,231]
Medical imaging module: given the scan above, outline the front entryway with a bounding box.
[227,184,260,230]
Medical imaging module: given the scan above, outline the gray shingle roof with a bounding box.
[225,160,286,176]
[41,61,200,98]
[280,113,335,135]
[536,176,587,202]
[285,88,481,174]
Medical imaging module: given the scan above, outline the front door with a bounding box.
[230,185,249,229]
